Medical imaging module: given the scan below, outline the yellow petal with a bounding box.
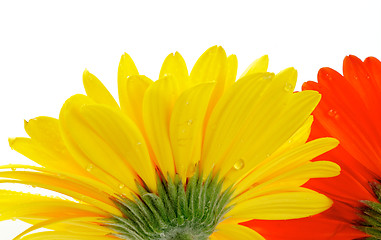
[59,94,133,195]
[225,54,238,90]
[0,171,120,216]
[20,217,110,235]
[61,102,139,193]
[118,75,153,128]
[273,116,313,156]
[80,104,156,191]
[221,87,321,185]
[211,223,265,240]
[170,82,215,179]
[0,190,106,221]
[143,76,181,178]
[0,164,115,198]
[82,70,119,109]
[190,46,227,85]
[233,137,339,196]
[159,51,189,90]
[227,188,332,221]
[16,117,87,175]
[117,52,139,82]
[13,216,93,240]
[232,161,340,205]
[239,55,269,78]
[190,46,228,128]
[200,72,274,176]
[20,231,111,240]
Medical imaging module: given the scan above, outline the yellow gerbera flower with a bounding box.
[4,46,340,240]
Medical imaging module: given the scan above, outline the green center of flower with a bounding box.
[106,170,234,240]
[356,181,381,239]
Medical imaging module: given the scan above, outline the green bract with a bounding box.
[107,170,234,240]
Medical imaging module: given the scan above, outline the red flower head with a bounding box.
[244,55,381,239]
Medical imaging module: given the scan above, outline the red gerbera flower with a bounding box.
[243,55,381,239]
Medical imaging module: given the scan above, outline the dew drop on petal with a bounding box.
[263,74,272,80]
[328,109,339,119]
[233,159,245,170]
[11,167,16,171]
[136,142,142,146]
[119,184,125,189]
[86,164,94,172]
[187,119,193,126]
[284,82,294,92]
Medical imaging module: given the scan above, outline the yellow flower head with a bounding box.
[4,46,340,239]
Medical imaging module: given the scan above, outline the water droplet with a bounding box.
[263,74,272,80]
[136,142,142,146]
[234,159,245,170]
[328,109,339,119]
[11,167,16,171]
[185,101,190,105]
[119,184,125,189]
[86,164,94,172]
[177,138,187,146]
[284,82,294,92]
[187,119,193,126]
[266,153,270,158]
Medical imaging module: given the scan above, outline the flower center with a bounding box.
[106,170,234,240]
[356,181,381,239]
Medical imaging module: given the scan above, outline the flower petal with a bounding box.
[239,55,269,78]
[82,70,119,109]
[118,75,153,128]
[159,51,189,90]
[143,76,181,178]
[80,104,156,191]
[59,94,133,195]
[170,82,215,179]
[211,223,265,240]
[227,188,332,221]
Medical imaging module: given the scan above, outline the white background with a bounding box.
[0,0,381,238]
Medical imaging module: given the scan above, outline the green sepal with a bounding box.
[107,170,234,240]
